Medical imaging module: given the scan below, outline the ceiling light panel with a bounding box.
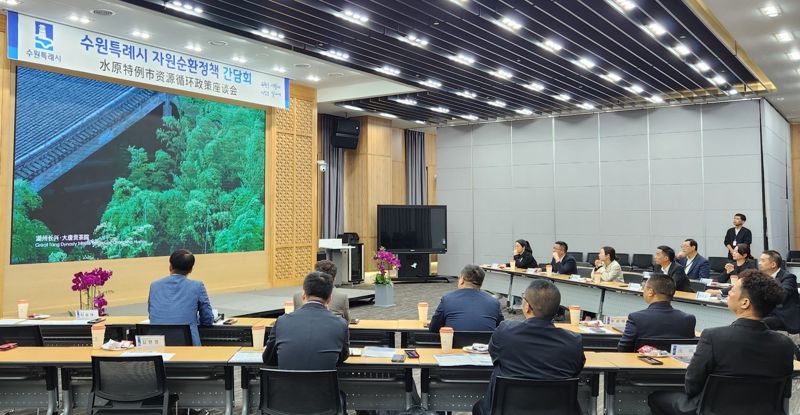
[393,97,418,105]
[342,105,363,111]
[448,53,476,65]
[256,28,286,41]
[499,17,523,31]
[759,5,781,17]
[775,31,793,43]
[419,79,442,88]
[336,9,369,24]
[375,66,401,76]
[538,39,563,53]
[489,68,513,79]
[430,106,450,113]
[400,34,429,47]
[455,90,478,99]
[524,82,545,92]
[320,50,349,60]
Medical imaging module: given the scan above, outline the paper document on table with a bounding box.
[434,354,493,367]
[120,351,175,361]
[0,319,23,325]
[579,326,618,334]
[361,347,397,358]
[17,319,86,325]
[229,351,264,364]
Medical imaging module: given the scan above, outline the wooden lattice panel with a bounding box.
[295,99,313,136]
[294,134,313,241]
[274,106,294,133]
[274,132,295,247]
[294,246,313,274]
[274,247,295,280]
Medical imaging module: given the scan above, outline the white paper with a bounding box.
[0,319,24,325]
[434,354,492,367]
[120,351,175,361]
[17,319,86,325]
[579,327,618,334]
[361,347,397,358]
[229,351,264,364]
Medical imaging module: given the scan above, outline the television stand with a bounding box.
[392,253,450,284]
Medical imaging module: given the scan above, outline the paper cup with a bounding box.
[440,327,454,351]
[593,272,601,284]
[509,259,515,270]
[545,264,553,276]
[417,302,428,322]
[569,305,581,325]
[91,324,106,349]
[251,324,266,348]
[283,300,294,314]
[17,300,29,319]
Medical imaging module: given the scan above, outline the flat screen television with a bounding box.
[377,205,447,253]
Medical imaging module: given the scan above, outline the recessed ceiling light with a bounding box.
[642,22,667,37]
[538,39,562,53]
[69,14,90,24]
[1,0,20,5]
[194,6,203,13]
[185,43,202,52]
[208,40,229,46]
[787,51,800,61]
[709,75,726,85]
[725,88,739,96]
[232,56,247,63]
[515,108,533,115]
[489,68,513,79]
[336,9,369,24]
[379,112,398,119]
[419,79,442,88]
[375,66,401,76]
[600,72,622,83]
[415,120,426,124]
[608,0,636,13]
[759,5,782,17]
[574,58,595,70]
[306,75,320,82]
[167,1,203,16]
[577,102,596,110]
[131,30,151,39]
[448,53,476,65]
[524,82,545,92]
[342,105,363,111]
[692,61,711,72]
[455,90,478,99]
[255,28,286,41]
[775,31,794,42]
[320,50,349,61]
[393,97,418,105]
[460,114,478,121]
[645,95,664,103]
[430,106,450,113]
[625,85,645,94]
[272,65,287,73]
[553,93,571,102]
[669,43,691,57]
[399,34,429,47]
[499,17,523,31]
[487,100,506,108]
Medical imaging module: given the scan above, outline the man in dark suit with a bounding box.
[648,269,795,415]
[429,265,503,332]
[759,250,800,334]
[655,245,693,292]
[547,241,577,275]
[148,249,214,346]
[473,279,585,415]
[675,239,710,280]
[724,212,752,259]
[263,271,349,369]
[617,273,696,352]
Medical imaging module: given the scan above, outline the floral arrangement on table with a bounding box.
[71,267,113,315]
[372,247,401,285]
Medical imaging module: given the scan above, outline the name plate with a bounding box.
[696,292,712,301]
[74,309,99,320]
[628,283,642,291]
[526,268,538,274]
[569,274,582,281]
[699,278,713,285]
[671,344,697,356]
[135,335,166,349]
[491,263,499,269]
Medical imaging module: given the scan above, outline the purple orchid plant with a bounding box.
[71,267,113,316]
[372,247,401,285]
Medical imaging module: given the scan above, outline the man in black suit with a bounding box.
[648,269,795,415]
[655,245,693,292]
[759,250,800,334]
[724,213,752,259]
[473,279,585,415]
[429,265,504,332]
[547,241,577,275]
[263,271,349,369]
[617,273,696,352]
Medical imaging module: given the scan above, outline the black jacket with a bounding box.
[262,302,349,369]
[617,301,696,352]
[664,262,694,293]
[550,255,577,275]
[723,226,752,252]
[507,251,537,269]
[767,270,800,334]
[716,259,756,284]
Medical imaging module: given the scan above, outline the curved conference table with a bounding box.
[480,266,735,331]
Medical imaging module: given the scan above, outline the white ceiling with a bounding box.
[2,0,423,126]
[702,0,800,122]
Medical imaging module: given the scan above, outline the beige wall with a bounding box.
[792,123,800,249]
[0,14,317,314]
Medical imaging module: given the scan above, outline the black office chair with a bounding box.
[787,250,800,263]
[567,252,583,262]
[89,355,174,415]
[622,273,644,284]
[585,253,599,265]
[259,369,344,415]
[453,331,493,348]
[617,253,631,269]
[708,257,728,274]
[634,337,698,351]
[697,374,788,415]
[631,254,654,271]
[135,324,192,346]
[0,325,44,346]
[489,377,581,415]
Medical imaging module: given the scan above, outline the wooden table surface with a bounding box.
[0,346,242,365]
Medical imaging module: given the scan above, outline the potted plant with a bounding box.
[71,267,113,316]
[372,247,401,307]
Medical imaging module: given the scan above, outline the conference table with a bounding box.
[481,266,735,331]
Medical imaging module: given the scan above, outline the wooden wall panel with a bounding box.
[391,128,406,205]
[425,132,437,204]
[792,123,800,249]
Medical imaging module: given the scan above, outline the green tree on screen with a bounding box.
[11,179,64,263]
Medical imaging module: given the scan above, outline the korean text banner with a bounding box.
[6,11,290,109]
